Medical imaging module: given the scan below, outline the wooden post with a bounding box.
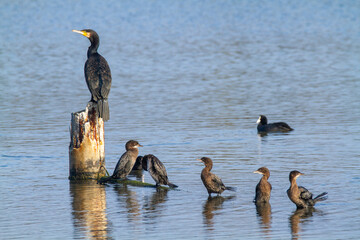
[69,102,106,180]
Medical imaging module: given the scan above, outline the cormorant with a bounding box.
[253,167,272,204]
[257,115,293,133]
[287,170,328,209]
[197,157,236,196]
[98,140,142,184]
[132,156,144,171]
[72,29,112,121]
[142,154,178,188]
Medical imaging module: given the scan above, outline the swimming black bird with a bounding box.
[257,115,293,133]
[99,140,142,184]
[287,170,328,209]
[142,154,178,188]
[253,167,272,204]
[197,157,236,196]
[73,29,112,121]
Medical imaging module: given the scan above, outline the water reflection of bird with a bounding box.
[142,154,178,188]
[144,188,169,212]
[203,196,234,229]
[287,170,328,209]
[99,140,142,184]
[143,188,169,225]
[257,115,293,133]
[289,208,315,240]
[253,167,272,204]
[113,185,141,222]
[255,202,272,232]
[197,157,236,196]
[72,29,112,121]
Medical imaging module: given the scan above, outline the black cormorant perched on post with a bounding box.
[253,167,272,204]
[257,115,293,133]
[142,154,178,188]
[287,170,328,209]
[72,29,112,121]
[197,157,236,196]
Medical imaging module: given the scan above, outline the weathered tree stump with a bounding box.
[69,102,106,180]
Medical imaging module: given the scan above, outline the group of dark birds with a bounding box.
[73,29,327,210]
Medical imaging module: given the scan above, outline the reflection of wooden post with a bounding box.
[69,102,106,179]
[70,181,108,238]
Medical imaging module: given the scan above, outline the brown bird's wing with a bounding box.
[211,173,226,191]
[298,186,313,200]
[112,151,134,179]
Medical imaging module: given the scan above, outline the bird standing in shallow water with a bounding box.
[253,167,272,204]
[197,157,236,196]
[73,29,112,121]
[142,154,178,188]
[287,170,328,209]
[257,115,293,133]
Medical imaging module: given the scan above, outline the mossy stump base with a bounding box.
[69,102,106,180]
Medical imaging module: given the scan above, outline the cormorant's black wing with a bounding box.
[148,156,169,185]
[84,53,112,101]
[298,186,313,200]
[113,152,133,178]
[211,173,226,190]
[98,55,111,98]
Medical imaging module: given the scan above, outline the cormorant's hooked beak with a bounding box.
[196,158,203,163]
[137,144,143,148]
[72,29,90,38]
[253,170,262,175]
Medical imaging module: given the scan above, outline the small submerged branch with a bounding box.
[98,177,172,190]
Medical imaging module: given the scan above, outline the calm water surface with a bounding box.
[1,0,360,239]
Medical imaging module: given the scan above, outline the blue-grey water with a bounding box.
[1,0,360,239]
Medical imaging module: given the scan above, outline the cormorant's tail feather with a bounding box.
[314,192,328,202]
[168,183,178,188]
[98,99,110,122]
[225,186,237,192]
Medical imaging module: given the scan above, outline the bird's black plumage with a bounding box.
[73,29,112,121]
[131,155,144,171]
[257,115,293,133]
[142,154,178,188]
